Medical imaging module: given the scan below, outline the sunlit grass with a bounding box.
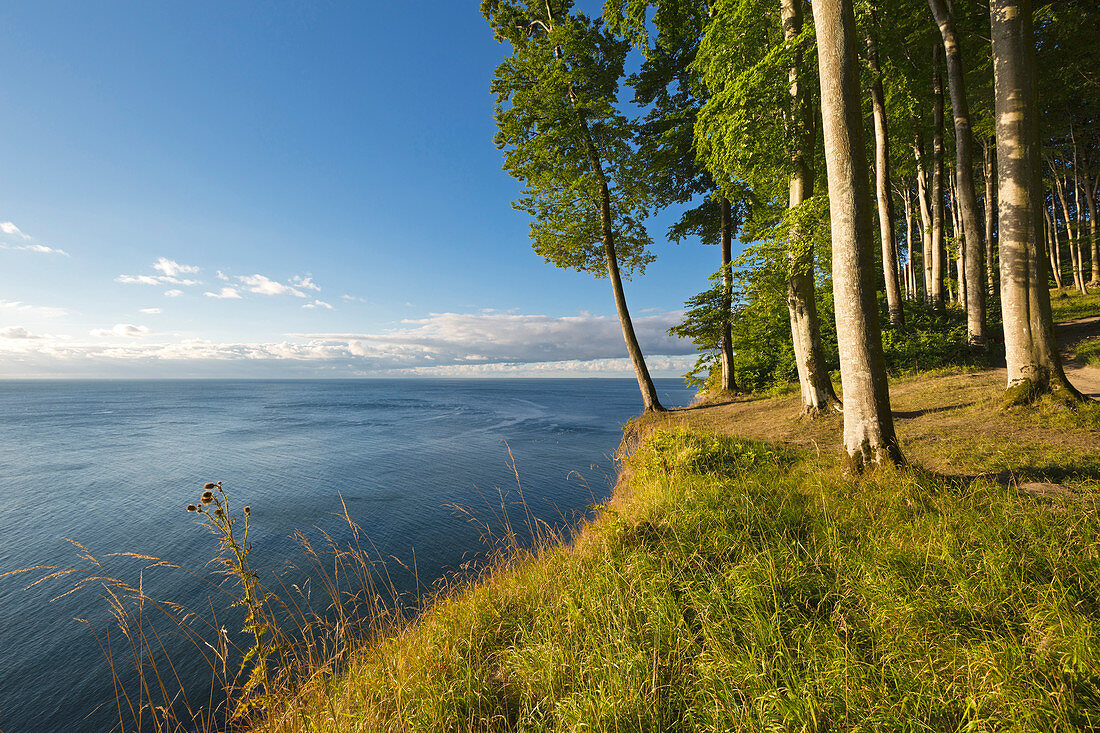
[259,429,1100,731]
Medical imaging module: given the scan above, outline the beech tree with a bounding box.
[989,0,1080,402]
[811,0,902,467]
[696,0,841,417]
[606,0,741,392]
[928,0,987,346]
[483,0,665,411]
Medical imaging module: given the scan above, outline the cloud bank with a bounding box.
[0,310,696,378]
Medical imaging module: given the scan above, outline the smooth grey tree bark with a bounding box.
[1044,206,1063,288]
[913,135,935,299]
[782,0,841,417]
[928,0,986,345]
[576,112,666,412]
[990,0,1080,402]
[931,48,947,309]
[982,136,998,296]
[810,0,902,467]
[865,20,904,327]
[719,196,737,392]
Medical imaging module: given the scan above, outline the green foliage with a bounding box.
[486,1,654,277]
[671,195,837,393]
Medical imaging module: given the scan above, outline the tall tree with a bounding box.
[989,0,1080,401]
[810,0,902,467]
[484,0,665,411]
[864,9,904,327]
[606,0,741,392]
[928,0,986,346]
[930,46,947,308]
[696,0,841,416]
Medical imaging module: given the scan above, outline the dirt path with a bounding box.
[1056,314,1100,400]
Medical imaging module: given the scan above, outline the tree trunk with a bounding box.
[866,20,904,327]
[982,136,998,297]
[990,0,1080,401]
[902,182,918,299]
[1071,150,1091,294]
[1055,173,1087,294]
[1045,207,1063,289]
[1085,166,1100,286]
[951,164,967,309]
[719,196,737,392]
[576,112,665,412]
[1050,200,1065,288]
[913,135,934,300]
[810,0,902,467]
[929,0,986,345]
[931,48,947,310]
[782,0,841,417]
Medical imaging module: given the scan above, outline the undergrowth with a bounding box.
[260,429,1100,731]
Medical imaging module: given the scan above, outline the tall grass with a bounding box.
[262,429,1100,731]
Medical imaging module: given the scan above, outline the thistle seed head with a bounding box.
[243,506,251,516]
[186,504,198,512]
[204,482,217,490]
[201,491,214,504]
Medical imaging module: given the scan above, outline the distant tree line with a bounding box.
[482,0,1097,469]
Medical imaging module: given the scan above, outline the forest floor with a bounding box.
[639,308,1100,484]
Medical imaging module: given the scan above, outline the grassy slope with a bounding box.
[262,294,1100,732]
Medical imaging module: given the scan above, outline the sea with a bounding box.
[0,378,694,733]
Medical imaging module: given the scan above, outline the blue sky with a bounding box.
[0,1,723,377]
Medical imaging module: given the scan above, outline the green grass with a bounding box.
[1050,288,1100,322]
[265,429,1100,732]
[1076,337,1100,369]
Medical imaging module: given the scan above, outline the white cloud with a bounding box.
[204,287,242,300]
[290,275,321,292]
[342,294,366,303]
[117,258,202,287]
[0,299,67,318]
[0,310,696,378]
[90,324,151,338]
[216,270,229,281]
[152,257,200,278]
[117,274,161,285]
[2,243,70,256]
[139,307,162,314]
[164,289,185,298]
[0,222,69,255]
[238,274,307,297]
[0,222,30,239]
[302,299,334,310]
[0,326,40,339]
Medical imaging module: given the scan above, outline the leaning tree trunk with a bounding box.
[719,196,737,392]
[929,0,986,345]
[782,0,841,417]
[983,136,998,297]
[576,113,665,412]
[914,135,935,299]
[866,20,904,327]
[931,49,947,310]
[990,0,1081,402]
[810,0,902,468]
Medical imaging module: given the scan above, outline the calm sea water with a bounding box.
[0,378,693,732]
